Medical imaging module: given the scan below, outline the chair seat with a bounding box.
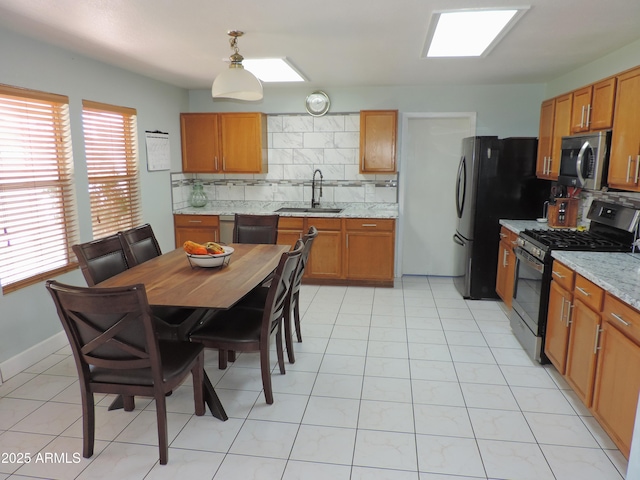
[90,340,204,386]
[190,308,263,345]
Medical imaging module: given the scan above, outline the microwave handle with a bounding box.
[576,140,589,187]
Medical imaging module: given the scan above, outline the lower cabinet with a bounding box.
[544,263,575,374]
[306,217,343,281]
[276,217,305,248]
[174,214,220,247]
[345,219,395,283]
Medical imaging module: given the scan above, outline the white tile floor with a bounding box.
[0,276,630,480]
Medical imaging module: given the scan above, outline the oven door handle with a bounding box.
[514,247,545,273]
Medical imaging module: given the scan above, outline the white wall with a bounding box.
[0,27,188,367]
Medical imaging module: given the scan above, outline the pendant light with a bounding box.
[212,31,263,101]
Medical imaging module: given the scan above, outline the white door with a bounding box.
[400,114,475,276]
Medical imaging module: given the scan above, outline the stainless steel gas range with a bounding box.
[510,200,640,363]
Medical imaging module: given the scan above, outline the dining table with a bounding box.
[97,243,291,421]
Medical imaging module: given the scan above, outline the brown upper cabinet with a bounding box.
[609,66,640,192]
[180,112,267,174]
[360,110,398,173]
[570,77,617,133]
[536,94,571,180]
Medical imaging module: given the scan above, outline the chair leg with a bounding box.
[275,323,286,375]
[80,388,95,459]
[284,303,295,364]
[123,395,135,411]
[155,392,169,465]
[293,294,302,343]
[192,354,205,416]
[260,347,273,404]
[218,349,228,369]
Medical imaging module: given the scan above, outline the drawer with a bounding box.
[499,226,517,245]
[307,217,342,230]
[278,217,304,230]
[551,260,575,292]
[604,294,640,346]
[174,214,219,227]
[345,218,395,231]
[574,274,604,312]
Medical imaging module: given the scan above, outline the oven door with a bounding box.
[510,246,551,362]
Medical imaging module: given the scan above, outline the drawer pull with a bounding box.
[559,299,565,323]
[552,270,565,279]
[565,302,573,326]
[576,286,590,297]
[500,232,507,239]
[361,224,377,227]
[188,220,203,224]
[611,312,631,327]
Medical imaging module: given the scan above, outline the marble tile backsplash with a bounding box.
[172,113,398,210]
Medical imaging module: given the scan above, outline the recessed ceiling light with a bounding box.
[423,7,529,58]
[242,58,306,82]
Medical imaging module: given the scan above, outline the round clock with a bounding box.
[305,91,330,116]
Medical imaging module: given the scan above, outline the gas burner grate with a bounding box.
[521,228,631,251]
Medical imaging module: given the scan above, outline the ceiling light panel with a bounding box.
[423,7,529,58]
[242,58,306,82]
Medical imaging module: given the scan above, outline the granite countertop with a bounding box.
[499,219,553,234]
[551,251,640,311]
[175,201,399,219]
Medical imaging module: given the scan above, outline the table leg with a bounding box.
[203,372,228,421]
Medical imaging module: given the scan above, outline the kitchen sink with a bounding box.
[275,207,343,214]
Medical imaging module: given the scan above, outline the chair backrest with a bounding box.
[233,214,279,244]
[72,235,129,287]
[119,223,162,267]
[45,281,162,383]
[261,240,303,336]
[291,226,318,296]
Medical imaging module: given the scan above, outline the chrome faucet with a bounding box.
[311,169,323,208]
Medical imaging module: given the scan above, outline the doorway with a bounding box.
[398,114,476,276]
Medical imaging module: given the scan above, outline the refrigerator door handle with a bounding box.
[455,156,466,219]
[452,233,466,246]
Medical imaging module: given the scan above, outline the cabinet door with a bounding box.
[570,86,592,134]
[180,113,220,173]
[277,217,305,249]
[565,298,601,407]
[536,99,555,177]
[592,322,640,458]
[345,231,394,281]
[360,110,398,173]
[306,218,343,279]
[219,113,266,173]
[548,93,572,180]
[609,67,640,191]
[545,280,573,374]
[590,77,616,131]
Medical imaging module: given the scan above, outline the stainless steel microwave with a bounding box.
[557,130,611,191]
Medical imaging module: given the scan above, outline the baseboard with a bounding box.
[0,331,68,383]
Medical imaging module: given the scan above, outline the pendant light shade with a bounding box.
[212,31,263,101]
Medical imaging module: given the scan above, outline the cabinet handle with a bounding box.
[361,224,377,227]
[511,240,518,246]
[593,325,603,354]
[611,312,631,327]
[188,220,203,223]
[552,270,565,279]
[547,157,552,175]
[503,249,509,268]
[627,155,633,183]
[576,286,590,297]
[565,302,573,326]
[580,106,585,129]
[635,155,640,184]
[560,298,565,323]
[543,157,548,175]
[500,232,507,239]
[585,104,591,128]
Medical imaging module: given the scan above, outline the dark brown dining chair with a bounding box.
[237,226,318,364]
[189,240,303,404]
[45,280,206,465]
[119,223,162,267]
[233,214,279,244]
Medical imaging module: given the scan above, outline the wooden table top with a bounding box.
[97,244,290,309]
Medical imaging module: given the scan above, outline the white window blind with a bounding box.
[0,85,79,293]
[82,100,141,239]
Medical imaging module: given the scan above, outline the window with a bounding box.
[0,84,79,294]
[82,100,141,239]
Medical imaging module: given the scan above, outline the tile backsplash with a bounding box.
[171,113,398,210]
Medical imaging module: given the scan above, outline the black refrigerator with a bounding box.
[452,136,549,299]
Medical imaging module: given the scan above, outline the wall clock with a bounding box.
[305,91,330,116]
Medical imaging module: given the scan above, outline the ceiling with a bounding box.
[1,0,639,91]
